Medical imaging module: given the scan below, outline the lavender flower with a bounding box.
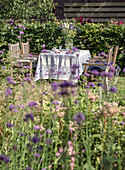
[51,81,59,91]
[17,36,20,39]
[2,66,5,69]
[73,112,85,124]
[28,101,38,107]
[123,67,125,73]
[70,26,73,30]
[6,76,13,82]
[0,155,10,163]
[83,73,90,77]
[14,26,17,29]
[34,125,40,130]
[26,166,31,170]
[46,138,51,145]
[110,86,118,93]
[34,153,40,157]
[5,88,12,96]
[91,70,99,76]
[20,31,24,35]
[59,81,73,88]
[121,121,124,125]
[32,136,40,144]
[72,47,78,52]
[18,24,22,28]
[9,105,16,110]
[24,113,34,121]
[42,44,45,48]
[46,129,52,134]
[6,123,14,128]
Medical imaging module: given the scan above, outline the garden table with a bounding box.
[34,50,91,83]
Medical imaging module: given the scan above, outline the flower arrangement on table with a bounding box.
[57,19,77,50]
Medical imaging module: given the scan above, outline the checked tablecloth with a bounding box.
[34,50,91,82]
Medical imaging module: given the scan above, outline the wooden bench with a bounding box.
[64,2,125,23]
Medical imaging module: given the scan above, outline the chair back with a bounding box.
[21,42,29,54]
[8,43,20,58]
[107,47,114,64]
[112,45,119,66]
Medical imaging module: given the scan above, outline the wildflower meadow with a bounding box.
[0,1,125,170]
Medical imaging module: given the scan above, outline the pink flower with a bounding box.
[68,140,72,145]
[70,162,75,170]
[71,157,75,162]
[42,44,45,48]
[59,148,63,153]
[118,21,123,26]
[56,152,60,157]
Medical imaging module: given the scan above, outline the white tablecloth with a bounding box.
[34,50,91,82]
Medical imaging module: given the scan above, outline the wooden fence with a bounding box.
[64,2,125,22]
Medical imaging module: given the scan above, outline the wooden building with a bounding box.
[55,0,125,22]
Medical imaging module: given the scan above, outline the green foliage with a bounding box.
[0,19,125,69]
[0,0,57,20]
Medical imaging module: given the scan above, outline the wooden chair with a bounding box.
[83,47,114,76]
[9,43,36,76]
[82,46,119,83]
[21,42,39,68]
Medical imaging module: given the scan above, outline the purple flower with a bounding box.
[24,113,34,121]
[70,26,73,30]
[41,49,47,53]
[20,31,24,35]
[88,82,95,87]
[8,80,16,85]
[23,27,26,30]
[6,123,14,128]
[110,66,116,72]
[5,88,12,96]
[51,81,59,91]
[59,81,73,88]
[42,44,45,48]
[32,136,40,144]
[46,138,51,145]
[28,101,38,107]
[14,26,17,29]
[46,129,52,134]
[59,26,62,29]
[2,66,5,69]
[84,85,90,88]
[74,100,79,104]
[107,72,114,77]
[110,86,118,93]
[58,91,69,95]
[72,64,79,69]
[18,24,22,28]
[123,67,125,73]
[6,76,13,82]
[17,36,20,39]
[13,145,17,151]
[42,169,46,170]
[120,121,124,125]
[72,47,78,52]
[34,153,40,157]
[100,71,108,77]
[23,66,30,69]
[10,23,13,25]
[0,155,10,163]
[34,125,40,130]
[9,105,16,110]
[73,112,85,124]
[91,70,99,76]
[83,73,90,77]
